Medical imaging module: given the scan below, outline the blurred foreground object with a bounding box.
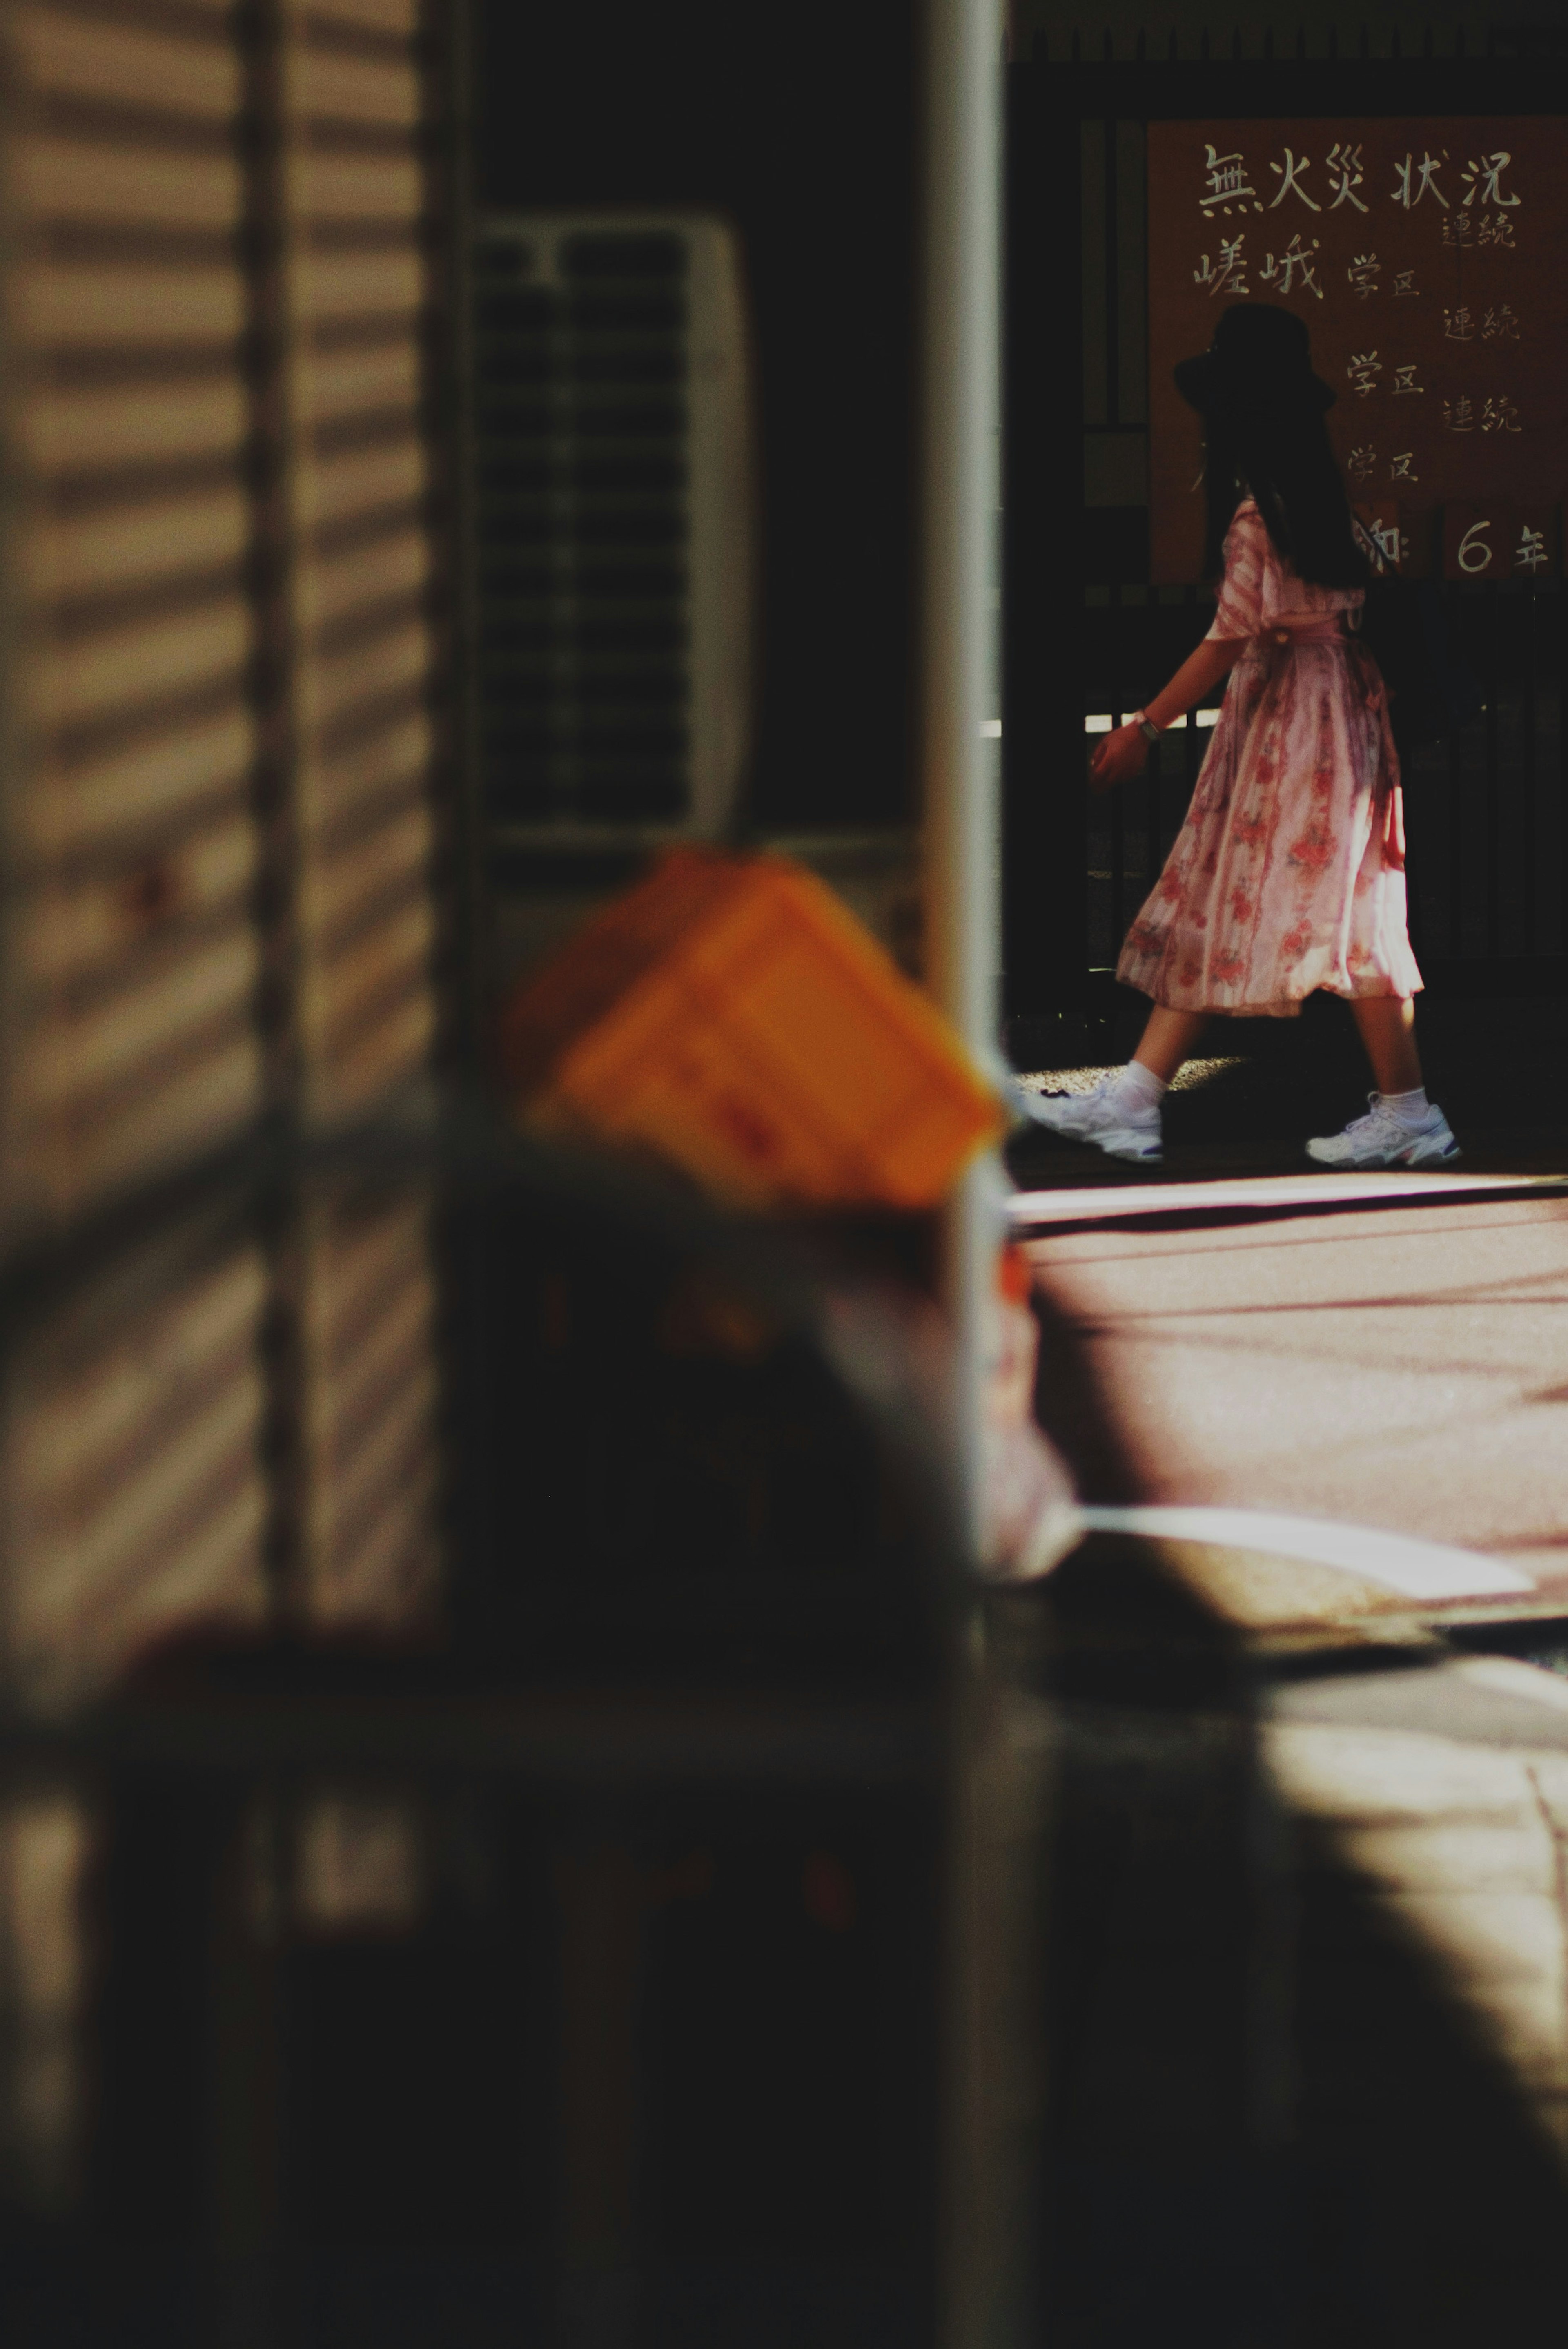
[978,1245,1079,1582]
[499,848,1003,1209]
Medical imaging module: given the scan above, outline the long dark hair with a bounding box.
[1202,404,1369,588]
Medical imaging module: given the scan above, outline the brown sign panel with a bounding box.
[1147,120,1568,584]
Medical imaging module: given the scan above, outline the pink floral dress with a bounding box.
[1116,498,1421,1016]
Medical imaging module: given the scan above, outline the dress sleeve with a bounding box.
[1205,503,1268,641]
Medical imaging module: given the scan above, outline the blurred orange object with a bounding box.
[499,847,1003,1209]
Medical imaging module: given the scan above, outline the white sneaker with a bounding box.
[1305,1093,1461,1169]
[1009,1076,1163,1166]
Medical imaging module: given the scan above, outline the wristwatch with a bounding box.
[1131,710,1163,744]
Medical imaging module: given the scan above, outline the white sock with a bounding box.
[1110,1060,1168,1117]
[1381,1085,1430,1125]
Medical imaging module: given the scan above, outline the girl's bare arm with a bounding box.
[1089,634,1251,790]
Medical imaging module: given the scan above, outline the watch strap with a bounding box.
[1133,711,1162,744]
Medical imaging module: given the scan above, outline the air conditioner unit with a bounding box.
[469,213,754,849]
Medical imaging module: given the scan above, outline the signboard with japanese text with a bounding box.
[1147,120,1568,585]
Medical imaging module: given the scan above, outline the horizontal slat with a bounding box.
[297,152,422,222]
[12,11,241,119]
[36,597,249,731]
[20,1452,266,1689]
[26,486,248,604]
[301,708,430,837]
[49,1031,262,1198]
[301,340,421,427]
[20,1251,266,1507]
[304,1198,430,1342]
[306,0,419,32]
[300,800,430,944]
[16,1481,267,1702]
[17,814,256,985]
[18,377,248,476]
[308,525,428,627]
[316,1363,437,1540]
[24,705,254,858]
[12,138,242,228]
[16,262,244,347]
[27,1366,261,1606]
[319,1295,435,1460]
[307,437,426,528]
[312,1473,437,1625]
[293,49,419,129]
[26,928,258,1103]
[298,245,423,325]
[307,612,429,721]
[303,892,431,1013]
[304,981,434,1110]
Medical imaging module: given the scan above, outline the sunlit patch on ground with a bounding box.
[1015,1057,1246,1098]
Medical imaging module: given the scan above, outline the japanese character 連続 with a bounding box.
[1461,152,1521,208]
[1194,236,1250,296]
[1482,305,1521,341]
[1200,145,1263,215]
[1392,151,1450,209]
[1269,148,1321,210]
[1443,306,1475,341]
[1481,396,1521,433]
[1259,234,1322,297]
[1346,350,1383,397]
[1442,395,1475,432]
[1442,211,1477,248]
[1325,142,1370,211]
[1478,213,1517,248]
[1347,253,1381,299]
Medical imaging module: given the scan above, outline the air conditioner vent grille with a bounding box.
[470,215,749,837]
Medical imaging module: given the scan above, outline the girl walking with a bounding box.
[1020,303,1457,1171]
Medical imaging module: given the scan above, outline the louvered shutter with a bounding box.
[279,0,441,1120]
[2,0,264,1225]
[0,0,271,1701]
[271,0,445,1628]
[0,0,454,1695]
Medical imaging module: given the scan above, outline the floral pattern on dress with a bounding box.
[1115,500,1421,1017]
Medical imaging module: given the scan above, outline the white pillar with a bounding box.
[922,0,1005,1553]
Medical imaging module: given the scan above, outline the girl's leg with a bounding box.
[1133,1006,1209,1085]
[1350,995,1423,1095]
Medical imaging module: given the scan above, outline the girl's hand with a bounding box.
[1089,722,1151,792]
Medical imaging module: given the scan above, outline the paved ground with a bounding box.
[1023,1188,1568,1586]
[1009,993,1568,2313]
[1009,991,1568,1582]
